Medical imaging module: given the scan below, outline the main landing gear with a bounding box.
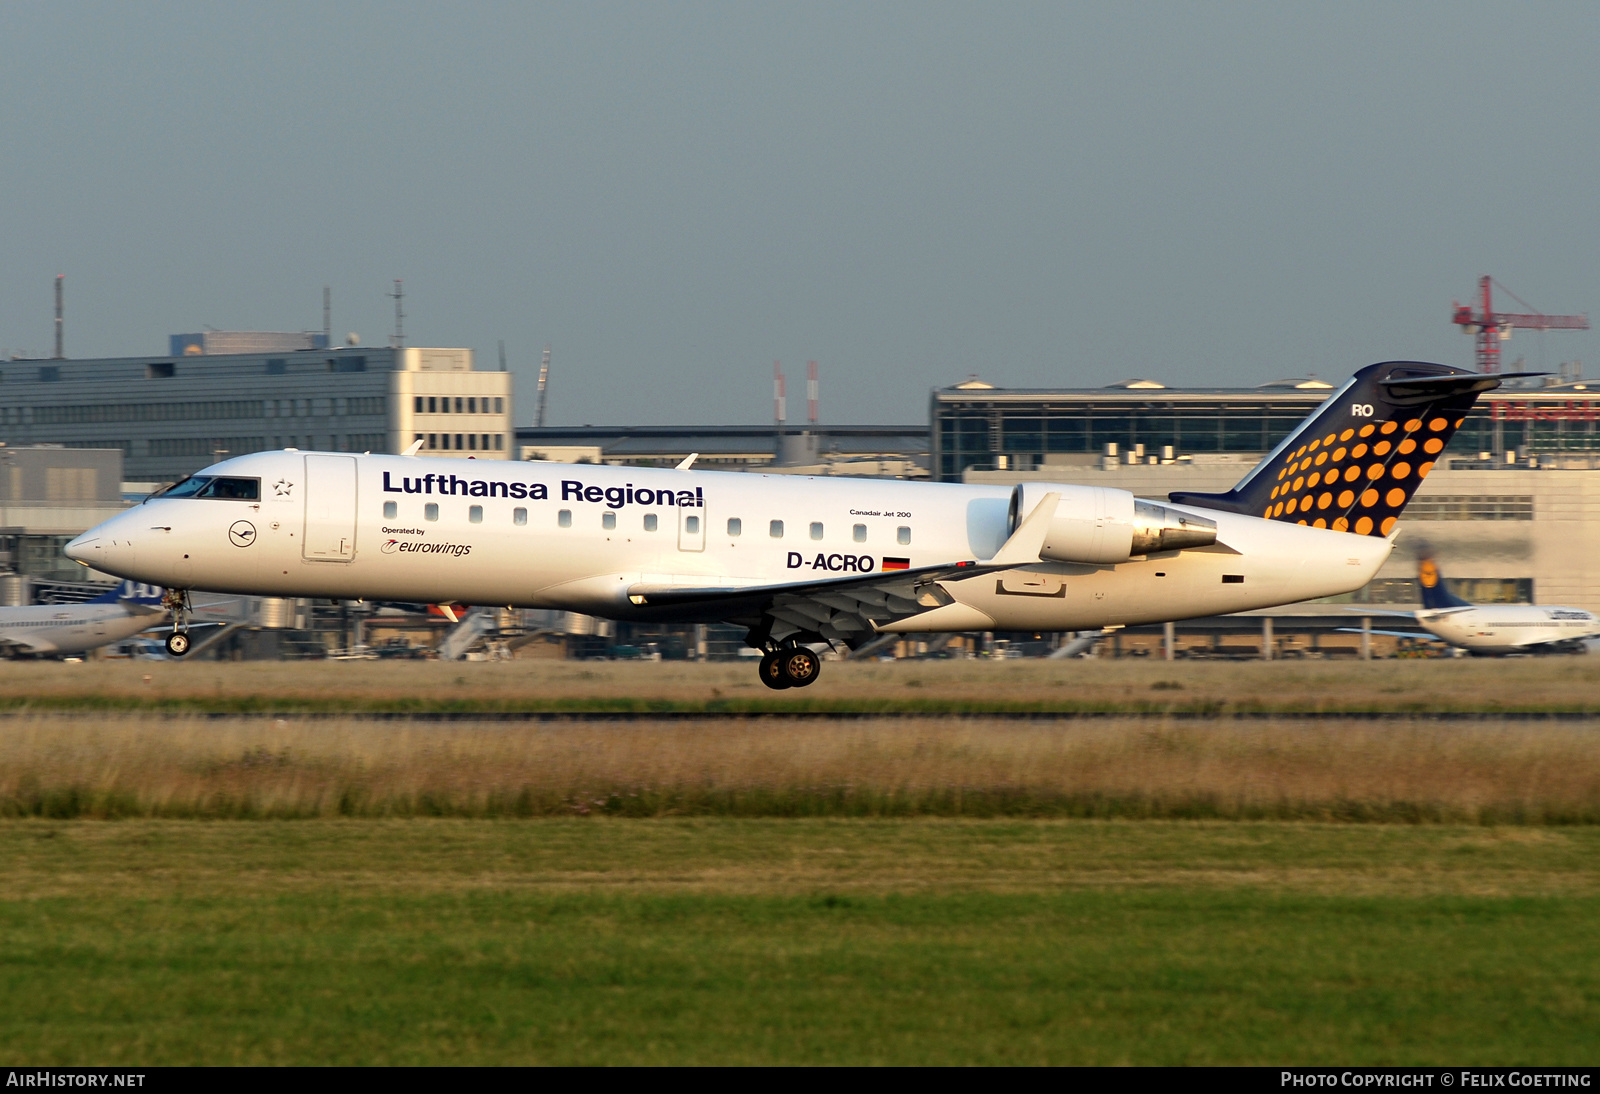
[163,589,192,658]
[758,645,822,690]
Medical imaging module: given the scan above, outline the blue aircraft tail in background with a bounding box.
[88,581,164,606]
[1417,557,1471,610]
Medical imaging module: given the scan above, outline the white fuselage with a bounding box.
[67,450,1396,632]
[1417,605,1600,654]
[0,600,162,656]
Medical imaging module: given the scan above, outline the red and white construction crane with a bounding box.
[1452,275,1589,373]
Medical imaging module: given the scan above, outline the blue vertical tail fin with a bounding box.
[89,581,165,606]
[1417,556,1471,610]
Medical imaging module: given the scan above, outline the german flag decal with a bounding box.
[882,557,910,571]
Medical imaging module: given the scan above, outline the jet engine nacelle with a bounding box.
[1007,484,1218,565]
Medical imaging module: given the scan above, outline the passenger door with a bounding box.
[303,455,358,561]
[678,503,706,552]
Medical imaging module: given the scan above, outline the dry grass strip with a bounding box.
[1,714,1596,822]
[6,658,1600,713]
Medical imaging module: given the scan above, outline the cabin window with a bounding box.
[602,512,616,530]
[727,518,742,537]
[383,501,397,519]
[810,522,824,540]
[558,509,572,528]
[770,520,784,538]
[686,515,700,535]
[469,505,483,523]
[853,524,867,542]
[513,507,527,526]
[643,514,658,532]
[897,526,911,545]
[425,503,439,521]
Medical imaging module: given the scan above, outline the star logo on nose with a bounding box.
[273,480,294,497]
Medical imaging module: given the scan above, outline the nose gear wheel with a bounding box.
[162,589,193,658]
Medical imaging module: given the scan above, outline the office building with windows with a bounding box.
[932,375,1600,481]
[0,344,512,482]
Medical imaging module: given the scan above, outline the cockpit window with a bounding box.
[147,476,259,501]
[199,477,260,500]
[154,476,212,500]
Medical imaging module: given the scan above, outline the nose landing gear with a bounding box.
[757,645,821,690]
[162,589,192,658]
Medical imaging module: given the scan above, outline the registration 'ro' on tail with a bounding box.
[1169,361,1501,537]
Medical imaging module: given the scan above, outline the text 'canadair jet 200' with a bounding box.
[67,361,1505,686]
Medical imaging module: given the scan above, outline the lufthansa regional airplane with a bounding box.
[66,361,1505,687]
[1351,556,1600,656]
[0,581,165,658]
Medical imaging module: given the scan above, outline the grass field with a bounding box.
[9,656,1600,713]
[4,662,1594,1064]
[2,714,1599,822]
[1,819,1596,1065]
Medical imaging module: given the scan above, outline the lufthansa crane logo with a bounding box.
[228,520,257,548]
[1419,558,1439,588]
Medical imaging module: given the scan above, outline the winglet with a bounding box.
[989,491,1059,566]
[675,452,699,471]
[402,439,425,456]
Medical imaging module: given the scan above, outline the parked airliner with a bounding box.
[1351,555,1600,655]
[0,581,164,658]
[66,361,1505,686]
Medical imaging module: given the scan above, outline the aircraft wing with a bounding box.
[0,635,46,656]
[624,491,1065,647]
[1334,627,1443,642]
[1342,608,1418,619]
[626,560,1002,647]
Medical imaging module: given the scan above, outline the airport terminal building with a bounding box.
[0,343,513,483]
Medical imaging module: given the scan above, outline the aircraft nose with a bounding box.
[64,533,97,563]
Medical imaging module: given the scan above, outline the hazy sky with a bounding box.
[5,2,1600,426]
